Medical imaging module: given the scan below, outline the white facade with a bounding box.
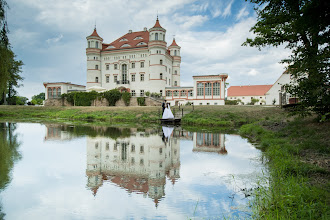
[165,74,228,106]
[265,71,298,105]
[227,95,267,105]
[86,18,181,97]
[43,82,86,100]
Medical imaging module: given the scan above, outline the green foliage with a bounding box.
[103,89,121,106]
[31,92,45,105]
[248,98,259,105]
[145,91,150,97]
[150,92,161,98]
[225,100,238,105]
[137,97,145,106]
[272,98,276,105]
[62,91,98,106]
[244,0,330,117]
[121,91,131,106]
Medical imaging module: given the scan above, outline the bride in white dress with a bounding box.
[162,103,174,119]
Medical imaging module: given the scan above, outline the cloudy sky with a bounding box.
[7,0,290,99]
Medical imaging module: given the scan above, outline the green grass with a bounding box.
[240,120,330,219]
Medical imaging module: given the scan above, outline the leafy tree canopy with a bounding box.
[243,0,330,118]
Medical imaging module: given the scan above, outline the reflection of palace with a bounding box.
[86,128,180,205]
[193,132,227,154]
[44,124,74,141]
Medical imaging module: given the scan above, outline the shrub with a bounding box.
[103,89,121,106]
[225,100,238,105]
[137,97,145,106]
[150,92,161,98]
[62,91,98,106]
[121,91,131,106]
[145,91,150,97]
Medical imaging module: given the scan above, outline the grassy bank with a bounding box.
[0,105,329,218]
[240,118,330,219]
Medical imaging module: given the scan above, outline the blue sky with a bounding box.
[6,0,290,99]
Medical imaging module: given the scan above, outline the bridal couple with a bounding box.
[162,100,174,119]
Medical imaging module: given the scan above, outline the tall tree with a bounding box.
[243,0,330,118]
[0,0,23,105]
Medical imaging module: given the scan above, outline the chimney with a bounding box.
[128,30,132,33]
[144,27,147,31]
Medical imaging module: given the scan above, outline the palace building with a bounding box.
[43,17,227,106]
[85,17,228,106]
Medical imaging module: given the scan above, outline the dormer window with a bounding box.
[106,45,115,49]
[136,42,147,46]
[134,36,143,40]
[119,38,128,42]
[121,44,131,47]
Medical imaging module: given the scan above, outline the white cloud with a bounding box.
[222,0,234,17]
[236,6,249,20]
[247,69,258,76]
[46,34,63,44]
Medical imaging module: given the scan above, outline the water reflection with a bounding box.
[86,126,180,206]
[0,123,22,219]
[34,123,263,218]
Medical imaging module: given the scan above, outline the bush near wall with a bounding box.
[61,91,98,106]
[225,100,239,105]
[137,97,146,106]
[103,89,122,106]
[121,91,131,106]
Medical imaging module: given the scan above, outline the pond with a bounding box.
[0,122,267,219]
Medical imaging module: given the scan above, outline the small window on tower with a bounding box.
[95,77,98,83]
[95,65,98,70]
[106,76,109,83]
[95,41,98,48]
[106,64,109,70]
[160,73,163,79]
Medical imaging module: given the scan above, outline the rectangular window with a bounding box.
[57,88,61,97]
[131,75,135,82]
[140,145,144,153]
[140,62,144,68]
[213,82,220,96]
[174,81,177,86]
[106,76,109,83]
[140,74,144,81]
[140,90,144,97]
[131,63,135,68]
[95,77,98,83]
[197,83,204,96]
[114,75,117,83]
[189,90,193,97]
[160,90,162,96]
[114,64,118,69]
[173,90,179,97]
[95,65,98,70]
[106,64,109,70]
[205,83,212,96]
[180,90,186,97]
[131,90,136,97]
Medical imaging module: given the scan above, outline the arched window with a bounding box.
[122,64,127,83]
[160,73,163,79]
[160,59,163,65]
[174,70,177,75]
[95,77,98,83]
[174,50,177,56]
[95,41,98,48]
[155,33,158,40]
[88,41,90,48]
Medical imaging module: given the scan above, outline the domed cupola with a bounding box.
[86,27,103,50]
[149,16,166,42]
[169,38,181,57]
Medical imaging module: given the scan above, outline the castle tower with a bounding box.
[169,38,181,87]
[148,17,169,93]
[86,27,103,89]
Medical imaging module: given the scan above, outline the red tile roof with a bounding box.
[153,17,163,28]
[102,30,149,51]
[89,28,101,38]
[170,38,179,47]
[227,85,273,96]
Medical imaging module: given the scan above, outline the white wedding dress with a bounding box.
[162,105,174,119]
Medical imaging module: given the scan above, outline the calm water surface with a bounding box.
[0,122,267,219]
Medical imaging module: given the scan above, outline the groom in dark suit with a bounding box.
[162,100,167,115]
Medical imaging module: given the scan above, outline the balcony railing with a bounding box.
[116,80,130,85]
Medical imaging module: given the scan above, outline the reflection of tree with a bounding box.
[0,123,22,219]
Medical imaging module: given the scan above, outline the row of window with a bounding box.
[197,82,220,96]
[166,90,193,97]
[47,87,61,99]
[102,54,147,61]
[152,32,165,41]
[229,96,263,100]
[87,41,99,49]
